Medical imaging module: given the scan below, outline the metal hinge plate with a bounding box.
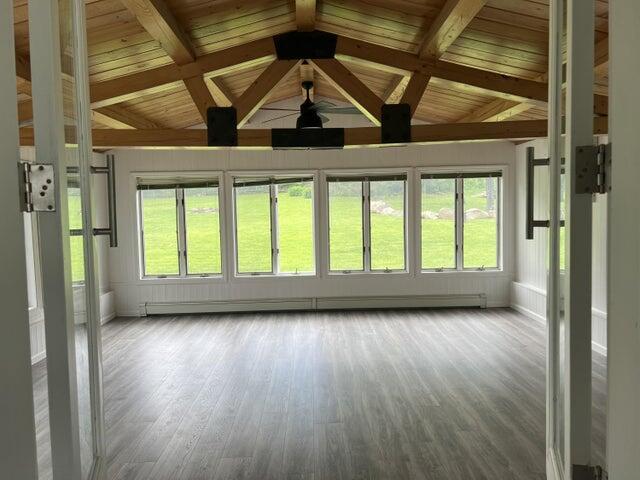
[575,143,612,195]
[18,162,56,212]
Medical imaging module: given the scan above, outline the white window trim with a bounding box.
[417,165,506,273]
[134,172,224,280]
[324,168,411,275]
[230,171,318,278]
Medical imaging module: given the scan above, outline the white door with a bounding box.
[606,1,640,478]
[28,0,105,479]
[546,1,597,479]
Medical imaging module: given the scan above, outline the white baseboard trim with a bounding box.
[511,295,607,356]
[142,294,488,316]
[31,351,46,365]
[101,312,117,325]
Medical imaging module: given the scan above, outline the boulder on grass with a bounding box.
[465,208,490,220]
[438,207,455,220]
[422,210,439,220]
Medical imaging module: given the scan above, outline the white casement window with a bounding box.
[233,176,315,276]
[327,174,407,273]
[420,171,502,271]
[137,178,222,278]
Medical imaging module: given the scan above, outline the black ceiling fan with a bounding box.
[260,80,361,127]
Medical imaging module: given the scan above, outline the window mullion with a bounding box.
[270,184,279,275]
[176,188,188,277]
[456,178,464,271]
[363,180,371,272]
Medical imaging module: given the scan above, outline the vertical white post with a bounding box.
[547,0,563,461]
[0,1,39,478]
[565,0,594,476]
[607,1,640,478]
[28,0,83,478]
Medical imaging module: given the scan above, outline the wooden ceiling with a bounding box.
[13,0,609,140]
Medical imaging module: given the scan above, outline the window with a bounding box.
[68,183,86,283]
[327,174,407,273]
[233,176,315,275]
[138,178,221,278]
[421,171,501,271]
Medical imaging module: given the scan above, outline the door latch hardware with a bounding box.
[18,162,56,212]
[525,147,565,240]
[575,143,611,194]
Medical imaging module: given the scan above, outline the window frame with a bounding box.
[326,172,409,275]
[419,168,503,273]
[232,174,317,277]
[136,175,223,279]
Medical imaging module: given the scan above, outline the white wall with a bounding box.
[108,141,516,316]
[511,138,608,352]
[21,147,115,363]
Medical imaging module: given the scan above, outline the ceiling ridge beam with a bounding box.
[310,58,384,126]
[19,118,609,148]
[400,72,431,117]
[418,0,488,59]
[233,59,300,127]
[296,0,316,32]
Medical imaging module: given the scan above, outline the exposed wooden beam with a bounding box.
[382,76,408,103]
[89,38,276,108]
[400,72,431,117]
[310,58,384,126]
[334,35,548,106]
[119,0,220,124]
[462,35,610,122]
[418,0,487,59]
[234,60,300,127]
[459,99,533,123]
[94,105,161,129]
[296,0,316,32]
[20,118,608,149]
[119,0,195,65]
[183,76,217,122]
[206,77,235,107]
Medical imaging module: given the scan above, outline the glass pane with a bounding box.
[141,189,179,276]
[370,180,405,270]
[329,181,363,271]
[184,187,221,275]
[463,177,499,269]
[68,185,85,283]
[421,178,456,269]
[277,182,314,274]
[235,184,272,273]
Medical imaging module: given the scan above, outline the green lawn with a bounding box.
[68,180,501,280]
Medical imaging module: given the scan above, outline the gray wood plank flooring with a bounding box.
[32,308,607,479]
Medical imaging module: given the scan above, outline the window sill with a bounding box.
[327,270,409,276]
[234,272,317,280]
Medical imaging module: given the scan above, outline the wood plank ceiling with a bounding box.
[12,0,609,134]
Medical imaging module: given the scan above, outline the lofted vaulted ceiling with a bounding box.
[13,0,609,143]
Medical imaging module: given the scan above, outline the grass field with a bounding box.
[68,179,499,280]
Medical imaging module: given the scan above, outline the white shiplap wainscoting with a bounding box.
[511,139,608,354]
[109,142,516,316]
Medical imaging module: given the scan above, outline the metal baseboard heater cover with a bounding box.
[142,294,487,316]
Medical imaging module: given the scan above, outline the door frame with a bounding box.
[607,1,640,478]
[546,0,595,478]
[0,0,39,478]
[28,0,105,478]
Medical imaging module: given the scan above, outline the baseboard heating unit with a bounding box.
[141,294,487,316]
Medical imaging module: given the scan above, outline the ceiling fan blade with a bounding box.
[313,100,336,109]
[261,112,299,124]
[259,107,299,112]
[319,114,330,124]
[314,106,362,115]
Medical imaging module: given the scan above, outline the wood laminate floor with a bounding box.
[32,308,607,479]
